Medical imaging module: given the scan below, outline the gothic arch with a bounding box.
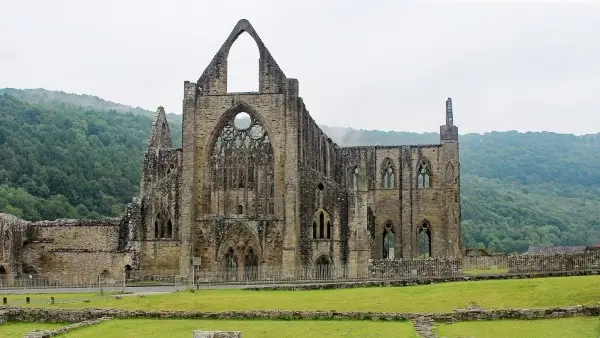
[213,20,269,62]
[196,19,284,95]
[217,223,262,262]
[416,157,432,189]
[208,103,275,216]
[314,254,333,279]
[311,208,333,240]
[381,158,396,189]
[348,165,359,190]
[417,219,432,258]
[382,221,396,259]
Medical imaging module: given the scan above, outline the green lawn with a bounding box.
[0,322,66,337]
[5,275,600,313]
[437,317,600,338]
[59,319,417,338]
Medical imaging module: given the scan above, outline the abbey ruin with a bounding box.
[0,20,461,284]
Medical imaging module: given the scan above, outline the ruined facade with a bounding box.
[0,19,460,284]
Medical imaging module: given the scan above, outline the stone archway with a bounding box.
[217,223,262,281]
[223,248,238,281]
[244,248,259,281]
[314,254,333,280]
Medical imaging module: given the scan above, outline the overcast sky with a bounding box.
[2,1,599,135]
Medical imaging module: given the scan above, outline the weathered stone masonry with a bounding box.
[0,19,461,284]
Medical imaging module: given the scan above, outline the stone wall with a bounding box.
[369,257,462,278]
[23,317,112,338]
[3,305,599,323]
[508,252,600,273]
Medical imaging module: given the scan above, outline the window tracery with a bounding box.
[311,209,332,240]
[381,158,395,189]
[417,159,431,189]
[211,111,274,216]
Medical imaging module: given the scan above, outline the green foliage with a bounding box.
[1,89,599,253]
[0,93,181,220]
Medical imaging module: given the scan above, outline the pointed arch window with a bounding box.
[244,248,258,281]
[226,32,260,93]
[351,166,359,190]
[311,209,332,240]
[224,248,238,281]
[154,213,173,239]
[211,110,274,216]
[381,158,395,189]
[417,159,431,189]
[383,222,395,259]
[418,221,432,258]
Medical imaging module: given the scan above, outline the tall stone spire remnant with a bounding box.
[148,106,172,149]
[446,98,453,126]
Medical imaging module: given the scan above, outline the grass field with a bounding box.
[4,275,600,313]
[58,319,417,337]
[0,322,66,337]
[437,317,600,337]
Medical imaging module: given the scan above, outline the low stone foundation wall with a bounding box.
[369,258,462,278]
[243,270,600,291]
[2,305,599,323]
[508,252,600,273]
[23,316,112,338]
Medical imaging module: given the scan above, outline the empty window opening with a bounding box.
[418,222,432,258]
[224,248,238,282]
[154,220,159,239]
[318,183,324,191]
[417,161,431,189]
[319,212,325,239]
[124,265,132,280]
[383,222,395,259]
[166,220,173,238]
[0,265,6,275]
[382,159,395,189]
[352,167,359,190]
[227,32,259,93]
[312,209,332,240]
[237,205,243,215]
[244,248,258,281]
[234,112,251,130]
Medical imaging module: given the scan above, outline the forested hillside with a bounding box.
[1,89,599,253]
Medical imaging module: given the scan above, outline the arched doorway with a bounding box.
[314,255,332,280]
[223,248,238,281]
[0,265,6,286]
[418,221,432,258]
[383,222,395,259]
[124,265,132,280]
[244,248,259,281]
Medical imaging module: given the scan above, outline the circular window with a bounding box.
[234,112,251,130]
